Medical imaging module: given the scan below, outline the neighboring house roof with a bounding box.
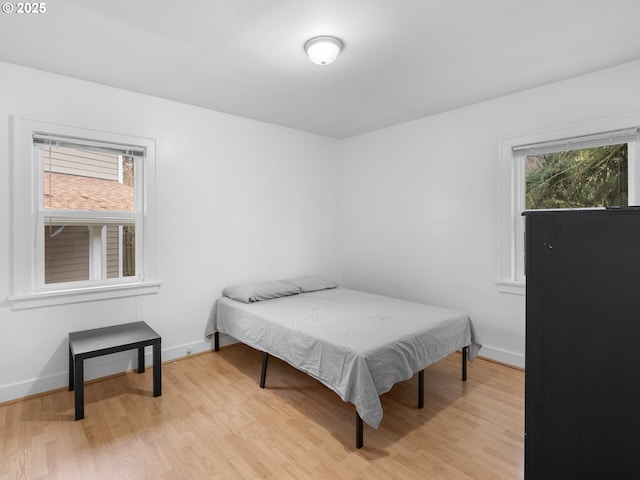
[44,172,134,210]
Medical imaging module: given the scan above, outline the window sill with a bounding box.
[496,280,525,296]
[8,281,161,310]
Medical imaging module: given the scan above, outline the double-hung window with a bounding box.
[498,117,640,295]
[10,117,159,308]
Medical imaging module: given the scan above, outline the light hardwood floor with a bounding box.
[0,344,524,479]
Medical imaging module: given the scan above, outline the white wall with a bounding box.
[338,59,640,368]
[0,61,341,402]
[4,58,640,403]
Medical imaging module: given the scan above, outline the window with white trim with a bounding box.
[10,117,160,308]
[498,119,640,295]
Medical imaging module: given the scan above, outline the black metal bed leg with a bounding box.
[462,346,468,381]
[418,369,425,408]
[214,332,220,352]
[356,411,364,449]
[260,352,269,388]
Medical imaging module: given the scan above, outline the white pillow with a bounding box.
[222,281,300,303]
[280,275,340,293]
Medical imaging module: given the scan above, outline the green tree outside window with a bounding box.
[526,144,628,209]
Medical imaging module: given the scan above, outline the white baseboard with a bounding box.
[0,336,523,404]
[215,332,237,349]
[0,338,216,405]
[477,345,525,369]
[211,336,526,370]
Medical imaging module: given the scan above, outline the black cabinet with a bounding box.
[524,208,640,480]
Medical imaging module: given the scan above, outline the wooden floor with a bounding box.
[0,344,524,479]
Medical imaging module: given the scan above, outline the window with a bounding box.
[39,138,137,284]
[498,117,640,295]
[10,117,159,308]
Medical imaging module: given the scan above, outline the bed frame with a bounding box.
[213,332,469,448]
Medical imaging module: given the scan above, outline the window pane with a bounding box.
[43,146,134,211]
[105,225,136,279]
[44,224,135,284]
[44,225,89,284]
[122,225,136,277]
[526,144,628,209]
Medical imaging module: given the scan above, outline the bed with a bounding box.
[205,276,482,448]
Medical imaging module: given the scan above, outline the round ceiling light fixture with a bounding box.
[304,36,343,66]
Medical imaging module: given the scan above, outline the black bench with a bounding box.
[68,321,161,420]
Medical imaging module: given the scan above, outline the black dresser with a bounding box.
[523,207,640,479]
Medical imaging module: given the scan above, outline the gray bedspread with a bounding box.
[206,288,482,428]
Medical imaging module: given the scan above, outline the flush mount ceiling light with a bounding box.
[304,36,343,66]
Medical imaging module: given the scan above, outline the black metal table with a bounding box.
[68,321,162,420]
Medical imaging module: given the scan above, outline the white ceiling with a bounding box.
[2,0,640,138]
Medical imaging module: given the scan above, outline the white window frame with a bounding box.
[497,114,640,295]
[9,116,160,309]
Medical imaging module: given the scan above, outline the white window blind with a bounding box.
[33,132,145,156]
[513,128,639,155]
